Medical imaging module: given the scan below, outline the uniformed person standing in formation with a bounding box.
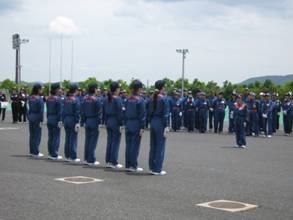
[0,91,7,121]
[261,93,273,138]
[213,92,226,133]
[282,92,292,136]
[171,90,183,132]
[246,92,260,136]
[233,95,247,148]
[149,80,169,175]
[197,92,209,133]
[80,83,102,166]
[104,82,124,169]
[11,88,20,123]
[27,83,44,157]
[227,92,237,134]
[184,94,195,132]
[124,80,145,172]
[46,83,63,160]
[62,83,81,163]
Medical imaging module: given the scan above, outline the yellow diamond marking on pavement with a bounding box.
[55,176,104,184]
[196,200,258,213]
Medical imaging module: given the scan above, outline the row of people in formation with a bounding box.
[27,80,169,175]
[168,90,293,137]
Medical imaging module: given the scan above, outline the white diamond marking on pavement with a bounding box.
[55,176,104,184]
[196,200,258,212]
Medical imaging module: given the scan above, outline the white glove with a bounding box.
[283,110,287,115]
[163,127,170,138]
[179,112,183,117]
[139,129,144,136]
[58,121,63,128]
[75,123,80,132]
[119,126,124,133]
[209,108,213,112]
[262,114,268,118]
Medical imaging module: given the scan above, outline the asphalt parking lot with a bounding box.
[0,116,292,220]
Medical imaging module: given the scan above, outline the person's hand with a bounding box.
[75,123,80,132]
[119,126,124,133]
[164,127,170,138]
[58,121,63,128]
[139,129,144,136]
[262,114,268,118]
[179,112,183,117]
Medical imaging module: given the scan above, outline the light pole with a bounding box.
[12,34,29,85]
[176,49,189,97]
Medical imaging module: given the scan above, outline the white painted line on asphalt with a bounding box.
[0,127,20,131]
[196,200,258,213]
[55,176,104,184]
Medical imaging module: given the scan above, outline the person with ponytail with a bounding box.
[148,80,170,175]
[46,82,63,160]
[27,83,44,157]
[104,82,124,169]
[80,83,102,166]
[62,83,81,163]
[124,79,146,172]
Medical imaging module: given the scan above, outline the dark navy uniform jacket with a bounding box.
[282,100,292,116]
[233,103,247,121]
[27,95,44,123]
[46,95,62,125]
[213,98,226,111]
[125,94,146,130]
[149,94,170,128]
[261,100,273,117]
[80,94,102,128]
[197,98,209,111]
[104,96,123,127]
[62,95,80,128]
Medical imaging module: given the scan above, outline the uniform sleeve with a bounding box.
[75,99,81,124]
[39,98,44,122]
[80,100,85,126]
[57,98,62,122]
[97,98,102,125]
[163,97,170,128]
[116,98,123,126]
[138,99,146,129]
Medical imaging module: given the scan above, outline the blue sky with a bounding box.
[0,0,292,84]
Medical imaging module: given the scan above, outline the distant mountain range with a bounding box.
[241,74,293,85]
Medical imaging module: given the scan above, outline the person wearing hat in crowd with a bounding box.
[76,87,84,103]
[243,87,250,103]
[124,80,146,172]
[171,90,183,132]
[271,93,281,133]
[46,83,63,160]
[62,83,81,163]
[27,83,44,157]
[246,92,260,136]
[233,94,247,148]
[0,91,7,121]
[80,83,102,166]
[184,93,195,132]
[261,93,273,138]
[258,92,265,133]
[197,92,209,133]
[227,92,237,134]
[18,88,28,123]
[141,90,151,129]
[282,92,292,136]
[148,80,169,175]
[120,89,128,113]
[213,92,226,133]
[182,89,189,129]
[11,88,20,123]
[104,82,124,169]
[208,93,215,131]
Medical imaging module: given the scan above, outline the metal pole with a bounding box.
[59,34,63,86]
[181,52,185,97]
[15,48,19,84]
[18,46,21,84]
[70,40,74,82]
[49,38,52,92]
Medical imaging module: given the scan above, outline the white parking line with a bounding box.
[0,127,20,130]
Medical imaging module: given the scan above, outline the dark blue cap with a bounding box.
[154,80,165,90]
[110,82,120,92]
[51,82,60,91]
[88,83,97,90]
[69,83,79,91]
[33,82,43,90]
[130,79,143,90]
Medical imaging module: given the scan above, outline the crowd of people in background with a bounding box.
[2,79,292,175]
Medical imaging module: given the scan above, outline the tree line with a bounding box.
[1,77,293,100]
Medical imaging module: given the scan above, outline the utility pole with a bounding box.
[12,34,29,85]
[176,49,189,97]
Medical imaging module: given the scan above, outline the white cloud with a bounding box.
[49,16,79,36]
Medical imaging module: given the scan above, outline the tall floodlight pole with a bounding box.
[59,34,63,86]
[70,40,74,81]
[12,34,29,85]
[176,49,189,97]
[48,37,52,91]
